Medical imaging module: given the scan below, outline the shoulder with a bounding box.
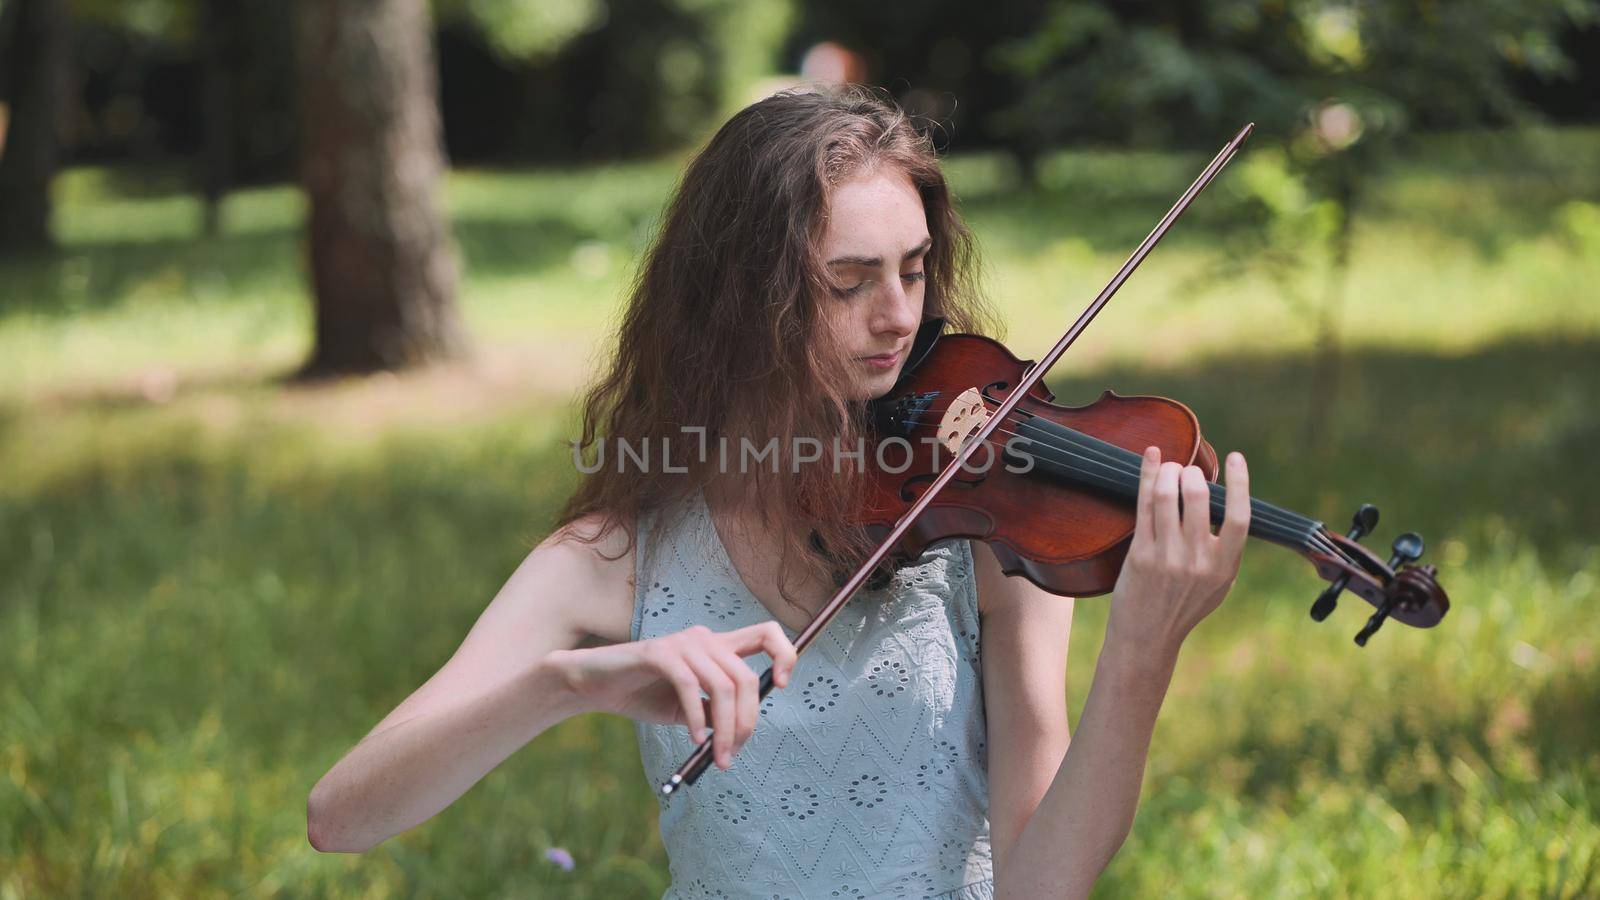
[505,512,639,646]
[968,538,1073,624]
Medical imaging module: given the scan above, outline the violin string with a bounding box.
[1007,410,1358,564]
[1010,406,1325,533]
[894,413,1333,556]
[889,389,1347,557]
[892,394,1326,537]
[1010,423,1347,561]
[939,419,1356,567]
[937,416,1355,566]
[891,405,1356,565]
[952,419,1357,568]
[890,407,1318,541]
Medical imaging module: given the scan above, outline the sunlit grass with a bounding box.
[2,127,1598,897]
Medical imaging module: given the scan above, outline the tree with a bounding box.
[293,0,466,376]
[993,0,1600,449]
[196,0,232,237]
[0,0,70,255]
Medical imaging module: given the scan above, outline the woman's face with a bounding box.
[816,166,930,401]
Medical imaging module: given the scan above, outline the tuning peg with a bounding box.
[1351,504,1379,538]
[1388,532,1424,567]
[1354,532,1427,646]
[1310,504,1381,622]
[1353,597,1395,646]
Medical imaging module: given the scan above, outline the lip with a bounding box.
[859,350,902,370]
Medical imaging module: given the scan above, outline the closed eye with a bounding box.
[836,270,924,298]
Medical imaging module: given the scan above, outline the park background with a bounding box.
[3,0,1599,896]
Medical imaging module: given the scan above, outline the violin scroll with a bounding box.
[1304,505,1450,646]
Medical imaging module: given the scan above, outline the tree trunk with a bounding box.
[293,0,466,377]
[1305,173,1357,455]
[0,0,69,256]
[197,0,232,238]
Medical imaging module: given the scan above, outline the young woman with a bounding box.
[306,86,1253,899]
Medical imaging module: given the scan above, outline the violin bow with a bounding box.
[659,123,1256,797]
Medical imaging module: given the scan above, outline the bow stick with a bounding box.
[659,122,1256,797]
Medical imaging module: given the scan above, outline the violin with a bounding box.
[861,323,1449,636]
[658,123,1450,797]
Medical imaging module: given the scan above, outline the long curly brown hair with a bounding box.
[557,85,996,607]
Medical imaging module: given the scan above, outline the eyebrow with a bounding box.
[826,237,933,268]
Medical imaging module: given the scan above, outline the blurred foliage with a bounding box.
[787,0,1045,150]
[45,0,795,173]
[990,0,1600,151]
[433,0,793,125]
[436,0,607,62]
[2,130,1599,894]
[986,0,1600,290]
[1557,198,1600,254]
[69,0,196,43]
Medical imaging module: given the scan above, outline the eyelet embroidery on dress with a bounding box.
[681,878,732,899]
[647,581,678,618]
[713,788,754,824]
[891,870,939,895]
[915,738,962,790]
[779,783,823,821]
[866,659,910,697]
[700,585,741,623]
[801,675,841,711]
[936,836,968,873]
[845,773,889,809]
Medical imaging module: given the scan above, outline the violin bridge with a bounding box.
[937,387,990,455]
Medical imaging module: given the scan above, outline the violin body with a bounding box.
[860,333,1216,597]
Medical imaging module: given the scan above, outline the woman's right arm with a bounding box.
[305,516,796,853]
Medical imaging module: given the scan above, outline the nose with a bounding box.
[871,275,920,341]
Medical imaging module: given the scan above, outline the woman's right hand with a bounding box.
[548,622,798,771]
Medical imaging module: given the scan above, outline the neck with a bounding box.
[1010,415,1323,552]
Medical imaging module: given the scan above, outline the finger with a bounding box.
[682,650,737,769]
[709,647,759,756]
[1218,451,1252,560]
[1180,465,1212,547]
[724,621,798,689]
[659,655,709,746]
[1133,446,1160,546]
[1154,461,1182,546]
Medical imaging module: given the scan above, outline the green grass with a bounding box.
[3,127,1598,897]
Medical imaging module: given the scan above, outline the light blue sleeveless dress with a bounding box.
[631,492,995,899]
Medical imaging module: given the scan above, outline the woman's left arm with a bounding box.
[974,540,1075,875]
[988,449,1251,898]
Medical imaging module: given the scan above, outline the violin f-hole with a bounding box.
[980,380,1011,404]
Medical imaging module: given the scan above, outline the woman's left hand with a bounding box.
[1103,446,1251,663]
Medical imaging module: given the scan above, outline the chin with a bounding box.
[858,368,903,401]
